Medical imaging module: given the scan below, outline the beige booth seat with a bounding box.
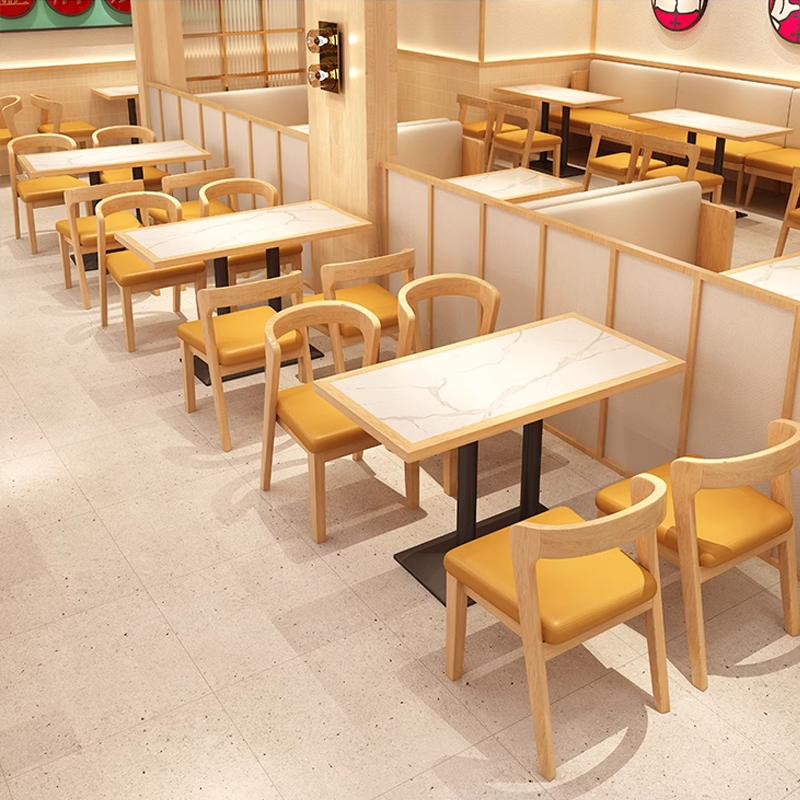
[394,119,466,179]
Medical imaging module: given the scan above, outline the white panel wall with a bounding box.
[161,92,181,141]
[397,0,481,60]
[226,116,252,180]
[251,124,280,189]
[201,106,226,170]
[181,100,204,173]
[280,133,310,204]
[483,207,540,331]
[148,87,162,140]
[605,255,695,474]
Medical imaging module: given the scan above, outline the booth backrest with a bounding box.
[519,176,680,211]
[676,73,790,146]
[588,60,679,114]
[538,181,702,264]
[398,118,450,127]
[196,85,309,127]
[395,119,463,179]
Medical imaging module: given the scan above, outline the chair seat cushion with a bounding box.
[100,166,168,188]
[589,153,666,178]
[177,306,302,365]
[745,147,800,176]
[37,121,97,139]
[16,175,88,203]
[150,198,233,224]
[304,282,399,337]
[228,242,304,271]
[493,129,562,148]
[550,108,662,133]
[443,506,657,645]
[105,250,206,288]
[0,128,11,147]
[595,460,794,568]
[463,121,520,138]
[645,165,724,191]
[55,211,141,247]
[276,382,376,455]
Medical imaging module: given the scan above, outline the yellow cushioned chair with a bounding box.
[639,134,724,204]
[595,419,800,691]
[177,270,305,452]
[97,191,208,352]
[745,147,800,207]
[583,124,666,191]
[0,95,21,148]
[260,300,420,544]
[457,93,520,171]
[91,125,167,189]
[56,179,144,309]
[8,133,88,255]
[487,99,562,176]
[775,166,800,257]
[303,249,416,373]
[31,93,96,146]
[150,167,236,224]
[445,474,670,781]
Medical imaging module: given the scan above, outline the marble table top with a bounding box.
[495,84,622,109]
[629,108,791,142]
[728,255,800,301]
[91,85,139,100]
[316,313,684,461]
[115,200,371,268]
[19,140,209,177]
[446,168,581,203]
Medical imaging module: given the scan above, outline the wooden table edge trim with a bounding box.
[494,86,624,109]
[627,110,792,142]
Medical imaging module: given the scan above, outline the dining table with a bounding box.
[446,168,582,204]
[315,312,685,603]
[494,84,623,177]
[91,85,140,125]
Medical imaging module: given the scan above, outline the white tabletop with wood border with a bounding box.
[727,253,800,303]
[494,84,623,109]
[446,168,582,204]
[91,85,139,101]
[629,108,792,143]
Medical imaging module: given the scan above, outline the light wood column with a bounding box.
[131,0,187,128]
[306,0,398,288]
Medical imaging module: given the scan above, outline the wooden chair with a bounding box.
[595,418,800,691]
[0,95,21,146]
[56,179,143,309]
[91,125,168,189]
[150,167,236,223]
[303,249,417,373]
[30,93,96,147]
[445,473,669,781]
[457,94,519,170]
[8,133,88,254]
[396,273,501,498]
[260,300,420,544]
[177,271,306,452]
[583,124,665,191]
[487,100,562,176]
[199,177,303,285]
[96,191,208,352]
[639,134,724,204]
[775,166,800,257]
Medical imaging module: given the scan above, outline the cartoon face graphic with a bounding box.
[770,0,800,43]
[651,0,709,31]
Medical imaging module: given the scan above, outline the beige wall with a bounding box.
[596,0,800,81]
[398,0,481,60]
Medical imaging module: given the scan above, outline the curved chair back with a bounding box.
[200,177,278,215]
[161,166,235,198]
[30,93,62,130]
[397,273,501,356]
[8,133,77,197]
[639,134,700,181]
[0,95,22,138]
[92,125,158,147]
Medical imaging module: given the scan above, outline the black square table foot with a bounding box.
[528,158,585,179]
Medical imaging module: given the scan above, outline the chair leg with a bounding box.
[744,174,758,207]
[552,143,561,178]
[352,451,363,462]
[100,263,109,328]
[179,339,197,413]
[404,461,420,509]
[59,234,72,289]
[521,631,556,781]
[443,449,458,497]
[121,286,136,352]
[172,284,182,313]
[644,600,671,713]
[776,224,791,258]
[711,185,722,204]
[582,167,592,191]
[75,250,91,310]
[445,572,467,680]
[308,453,327,544]
[194,270,207,318]
[777,533,800,637]
[25,203,38,255]
[12,196,21,240]
[260,413,276,492]
[677,550,708,691]
[735,169,744,205]
[208,359,232,452]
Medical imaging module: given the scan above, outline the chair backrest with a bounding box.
[30,93,61,130]
[321,248,415,298]
[784,165,800,219]
[509,473,667,645]
[200,177,278,215]
[92,125,157,147]
[0,95,22,137]
[397,273,501,357]
[198,270,304,367]
[62,179,143,244]
[587,123,643,183]
[8,133,76,198]
[456,94,493,127]
[490,99,537,137]
[161,167,235,199]
[639,134,700,181]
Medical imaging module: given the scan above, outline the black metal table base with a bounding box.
[191,350,323,386]
[395,420,547,604]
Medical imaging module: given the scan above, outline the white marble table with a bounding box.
[18,139,209,179]
[628,108,792,174]
[316,313,684,602]
[727,254,800,301]
[92,85,140,125]
[494,84,623,176]
[446,168,581,203]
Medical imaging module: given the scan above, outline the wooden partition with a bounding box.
[384,161,800,568]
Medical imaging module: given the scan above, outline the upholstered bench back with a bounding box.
[197,85,309,127]
[588,60,679,114]
[395,119,463,179]
[536,180,702,264]
[519,176,680,211]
